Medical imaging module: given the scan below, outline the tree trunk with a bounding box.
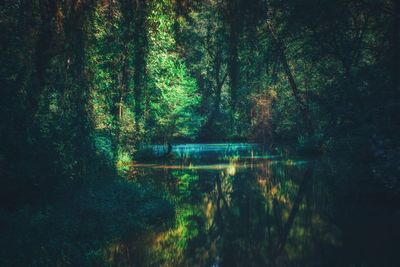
[266,20,314,137]
[133,0,148,131]
[226,0,241,117]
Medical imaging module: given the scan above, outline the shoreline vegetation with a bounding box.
[1,0,399,266]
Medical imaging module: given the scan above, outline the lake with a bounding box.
[110,143,399,267]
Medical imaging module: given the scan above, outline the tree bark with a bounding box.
[266,20,314,136]
[227,7,239,113]
[133,0,148,131]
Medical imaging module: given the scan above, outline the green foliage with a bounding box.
[146,0,203,142]
[176,172,201,202]
[175,208,204,250]
[1,0,399,265]
[0,180,173,267]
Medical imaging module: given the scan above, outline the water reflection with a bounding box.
[114,144,340,266]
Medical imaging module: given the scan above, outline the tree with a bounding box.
[146,0,203,145]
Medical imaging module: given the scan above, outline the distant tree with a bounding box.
[146,0,203,146]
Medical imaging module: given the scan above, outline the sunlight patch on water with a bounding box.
[131,143,309,171]
[148,143,265,159]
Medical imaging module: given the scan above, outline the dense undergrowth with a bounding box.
[0,179,173,266]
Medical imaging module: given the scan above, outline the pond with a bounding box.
[111,143,399,267]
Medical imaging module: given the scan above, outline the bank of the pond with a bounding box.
[0,179,173,266]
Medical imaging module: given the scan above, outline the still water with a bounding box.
[112,144,399,267]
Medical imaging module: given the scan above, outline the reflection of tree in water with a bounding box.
[117,159,339,266]
[208,161,339,267]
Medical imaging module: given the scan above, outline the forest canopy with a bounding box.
[0,0,399,266]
